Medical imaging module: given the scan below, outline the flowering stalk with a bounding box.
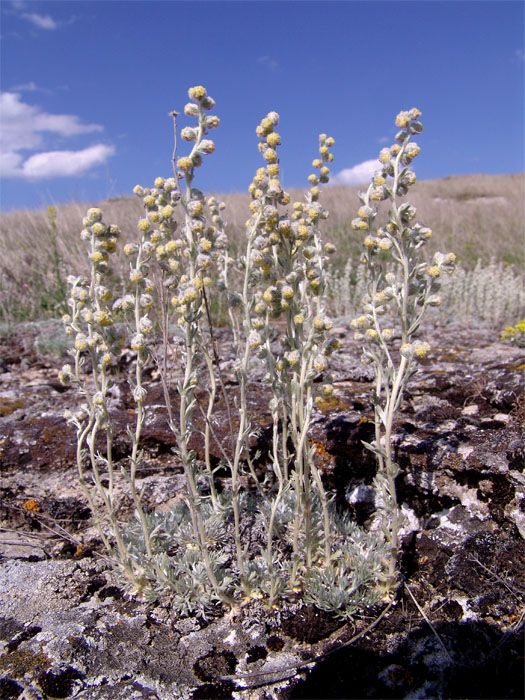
[61,209,147,590]
[238,115,339,592]
[350,108,456,590]
[154,87,232,603]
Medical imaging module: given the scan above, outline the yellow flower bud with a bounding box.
[90,251,105,264]
[188,85,207,101]
[94,310,113,327]
[86,207,102,222]
[350,316,369,329]
[314,355,328,371]
[101,353,113,368]
[414,342,430,358]
[91,222,106,237]
[74,336,88,352]
[395,111,411,128]
[263,288,274,304]
[177,157,192,172]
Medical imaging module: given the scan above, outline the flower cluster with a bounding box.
[61,208,122,385]
[246,123,338,401]
[239,123,341,581]
[125,88,226,335]
[351,109,456,360]
[176,85,218,174]
[349,109,457,592]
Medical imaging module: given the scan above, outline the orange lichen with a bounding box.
[22,498,40,513]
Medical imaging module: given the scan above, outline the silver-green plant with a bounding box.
[60,209,149,592]
[350,108,456,592]
[119,86,234,606]
[61,89,443,618]
[226,114,342,599]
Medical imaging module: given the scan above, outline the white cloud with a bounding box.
[11,81,40,92]
[257,55,278,71]
[20,12,58,30]
[330,159,380,186]
[0,92,113,179]
[20,144,115,179]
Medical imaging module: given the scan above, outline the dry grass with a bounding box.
[0,173,523,323]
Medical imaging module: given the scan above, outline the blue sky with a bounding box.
[1,0,524,211]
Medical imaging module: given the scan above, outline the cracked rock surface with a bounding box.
[0,321,523,699]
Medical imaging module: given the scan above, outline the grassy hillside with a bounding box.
[0,173,523,324]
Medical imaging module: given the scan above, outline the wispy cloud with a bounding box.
[514,48,524,63]
[11,81,51,94]
[330,159,380,186]
[20,11,58,30]
[0,92,114,179]
[257,55,279,71]
[9,2,60,30]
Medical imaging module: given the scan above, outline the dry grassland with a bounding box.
[0,173,523,323]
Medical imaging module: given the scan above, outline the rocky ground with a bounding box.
[0,320,523,700]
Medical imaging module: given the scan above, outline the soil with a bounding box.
[0,320,523,700]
